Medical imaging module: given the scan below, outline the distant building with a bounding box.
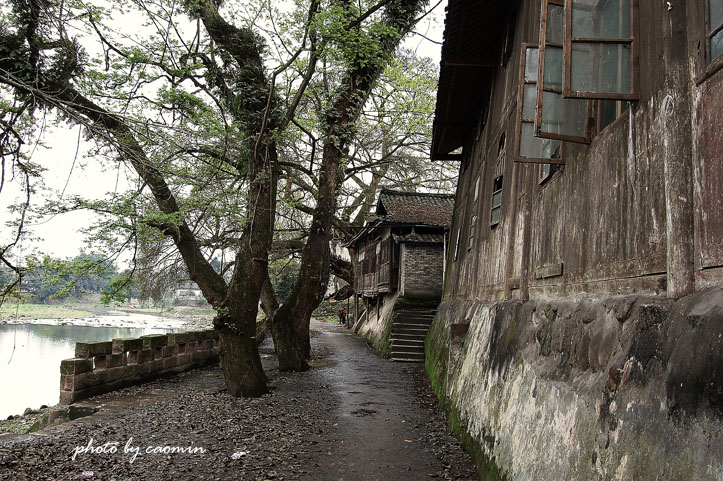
[346,189,454,361]
[172,281,204,306]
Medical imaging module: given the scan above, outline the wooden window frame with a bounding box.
[514,43,565,165]
[696,0,723,84]
[539,163,562,184]
[468,215,477,250]
[536,0,594,144]
[563,0,639,100]
[490,175,503,227]
[707,0,723,62]
[468,175,481,250]
[594,99,630,134]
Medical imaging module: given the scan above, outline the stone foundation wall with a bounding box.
[357,291,400,357]
[425,288,723,481]
[60,330,220,404]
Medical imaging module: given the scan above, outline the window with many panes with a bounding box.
[536,0,593,143]
[709,0,723,62]
[516,1,638,165]
[564,0,638,100]
[515,43,564,164]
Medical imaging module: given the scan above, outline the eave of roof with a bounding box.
[376,189,455,227]
[431,0,511,160]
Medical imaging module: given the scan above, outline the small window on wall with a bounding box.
[490,176,503,226]
[453,228,461,261]
[536,0,593,144]
[564,0,639,100]
[469,176,480,250]
[708,0,723,61]
[501,9,517,67]
[514,43,564,164]
[468,215,477,249]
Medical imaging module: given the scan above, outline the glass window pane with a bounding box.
[571,42,631,94]
[712,29,723,61]
[520,123,561,159]
[599,100,618,130]
[541,163,551,179]
[491,207,501,224]
[525,47,539,82]
[711,0,723,30]
[492,191,502,208]
[546,3,565,45]
[540,91,588,138]
[572,0,631,39]
[523,84,537,121]
[543,46,563,90]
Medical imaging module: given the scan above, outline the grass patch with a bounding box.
[0,303,94,320]
[115,306,215,319]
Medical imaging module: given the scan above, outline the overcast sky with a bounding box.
[0,1,447,264]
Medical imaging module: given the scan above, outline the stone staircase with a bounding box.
[390,309,437,362]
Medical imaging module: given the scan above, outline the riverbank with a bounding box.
[0,321,477,480]
[0,303,214,331]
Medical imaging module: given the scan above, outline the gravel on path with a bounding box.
[0,320,476,481]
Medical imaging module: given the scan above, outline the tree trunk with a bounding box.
[269,0,426,371]
[218,325,268,397]
[271,308,311,371]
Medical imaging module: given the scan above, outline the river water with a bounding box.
[0,323,173,419]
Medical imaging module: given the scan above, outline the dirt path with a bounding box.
[0,320,476,480]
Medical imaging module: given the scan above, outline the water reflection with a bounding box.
[0,324,170,419]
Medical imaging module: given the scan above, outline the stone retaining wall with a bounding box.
[59,330,220,404]
[425,288,723,481]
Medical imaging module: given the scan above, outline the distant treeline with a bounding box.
[0,253,121,303]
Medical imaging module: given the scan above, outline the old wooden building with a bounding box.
[425,1,723,480]
[347,189,454,361]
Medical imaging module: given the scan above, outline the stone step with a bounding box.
[390,352,425,362]
[393,322,431,330]
[394,318,434,326]
[392,328,429,337]
[395,312,436,320]
[390,338,424,346]
[390,344,425,354]
[395,311,436,317]
[391,333,427,343]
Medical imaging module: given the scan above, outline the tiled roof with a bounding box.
[376,189,455,228]
[392,232,446,244]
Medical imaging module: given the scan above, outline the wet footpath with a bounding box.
[0,320,477,481]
